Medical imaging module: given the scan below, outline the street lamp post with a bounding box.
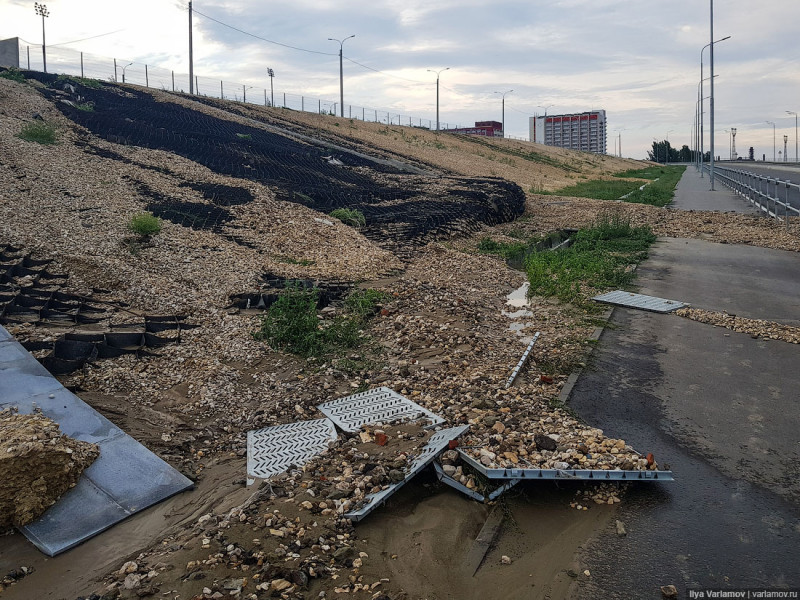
[699,36,730,178]
[122,62,133,84]
[787,111,798,163]
[766,121,776,162]
[34,3,49,73]
[427,67,450,131]
[494,90,513,138]
[267,68,275,107]
[328,35,355,118]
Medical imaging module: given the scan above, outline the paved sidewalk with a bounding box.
[671,167,762,214]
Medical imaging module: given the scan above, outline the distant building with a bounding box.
[443,121,503,137]
[529,110,607,154]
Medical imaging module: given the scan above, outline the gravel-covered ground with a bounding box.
[1,71,799,600]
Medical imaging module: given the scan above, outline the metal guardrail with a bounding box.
[709,165,800,229]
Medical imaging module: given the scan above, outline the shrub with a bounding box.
[0,68,26,83]
[17,121,57,145]
[330,208,366,228]
[128,212,162,238]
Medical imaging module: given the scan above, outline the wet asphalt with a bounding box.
[567,171,800,598]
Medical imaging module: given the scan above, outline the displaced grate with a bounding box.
[247,418,338,480]
[345,424,470,521]
[433,462,520,503]
[592,290,687,313]
[457,450,674,481]
[317,387,445,433]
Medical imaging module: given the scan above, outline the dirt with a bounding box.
[0,410,99,530]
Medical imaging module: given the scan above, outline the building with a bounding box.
[529,110,607,154]
[443,121,503,137]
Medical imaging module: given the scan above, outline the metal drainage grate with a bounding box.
[457,450,674,481]
[317,387,445,433]
[433,462,520,503]
[592,290,687,313]
[247,418,338,480]
[345,424,470,522]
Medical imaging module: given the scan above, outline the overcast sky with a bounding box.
[2,0,799,161]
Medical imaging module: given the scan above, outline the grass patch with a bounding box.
[544,166,685,206]
[76,102,94,112]
[477,237,527,261]
[236,133,252,140]
[128,212,162,238]
[524,212,656,308]
[330,208,366,228]
[0,68,26,83]
[254,285,387,358]
[17,121,57,145]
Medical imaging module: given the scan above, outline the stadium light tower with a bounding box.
[34,3,49,73]
[494,90,513,138]
[427,68,450,131]
[328,35,355,118]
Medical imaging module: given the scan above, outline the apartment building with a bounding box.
[529,110,607,154]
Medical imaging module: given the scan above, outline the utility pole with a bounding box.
[784,135,788,162]
[267,68,275,106]
[34,3,49,73]
[709,0,716,190]
[188,1,194,94]
[731,127,737,160]
[766,121,776,162]
[787,111,798,163]
[328,35,354,118]
[428,68,450,131]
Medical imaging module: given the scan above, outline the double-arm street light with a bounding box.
[766,121,776,162]
[328,35,355,118]
[427,67,450,131]
[787,111,798,163]
[494,90,513,138]
[701,20,731,189]
[34,2,49,73]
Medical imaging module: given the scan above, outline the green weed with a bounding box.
[236,133,252,140]
[0,68,26,83]
[128,212,162,238]
[17,121,57,145]
[330,208,366,229]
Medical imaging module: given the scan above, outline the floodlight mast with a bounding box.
[188,1,194,94]
[34,3,49,73]
[427,67,450,131]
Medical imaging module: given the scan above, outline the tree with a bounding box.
[647,140,680,163]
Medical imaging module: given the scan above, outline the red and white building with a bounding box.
[443,121,503,137]
[529,110,607,154]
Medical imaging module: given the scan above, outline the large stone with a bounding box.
[533,434,557,452]
[0,410,99,529]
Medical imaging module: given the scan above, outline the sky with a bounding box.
[2,0,799,161]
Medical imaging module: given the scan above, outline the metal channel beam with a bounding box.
[345,425,469,521]
[458,449,674,481]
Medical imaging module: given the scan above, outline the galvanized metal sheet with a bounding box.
[317,387,445,433]
[2,325,193,556]
[457,449,674,481]
[247,418,338,480]
[592,290,686,313]
[345,425,470,521]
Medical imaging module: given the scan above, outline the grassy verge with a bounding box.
[17,121,57,145]
[543,165,685,206]
[524,212,656,308]
[254,285,387,358]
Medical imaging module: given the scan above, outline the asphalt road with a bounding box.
[713,162,800,215]
[567,237,800,598]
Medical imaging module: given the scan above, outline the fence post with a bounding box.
[145,64,149,87]
[114,58,117,82]
[318,99,321,114]
[301,96,304,111]
[80,52,84,78]
[171,71,175,91]
[27,46,30,70]
[283,92,286,108]
[195,75,199,94]
[220,80,223,99]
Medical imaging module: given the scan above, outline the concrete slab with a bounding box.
[672,168,761,214]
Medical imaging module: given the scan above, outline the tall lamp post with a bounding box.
[787,111,798,163]
[766,121,776,162]
[34,2,49,73]
[121,62,133,83]
[699,35,730,178]
[267,68,275,107]
[328,35,355,118]
[427,67,450,131]
[494,90,513,138]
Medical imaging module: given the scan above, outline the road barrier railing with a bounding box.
[709,165,799,229]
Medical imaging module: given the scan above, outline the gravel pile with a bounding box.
[676,307,800,344]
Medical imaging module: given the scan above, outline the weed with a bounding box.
[17,121,57,145]
[524,212,656,308]
[254,285,386,358]
[0,68,26,83]
[128,212,162,238]
[477,237,527,261]
[330,208,366,229]
[76,102,94,112]
[236,133,252,140]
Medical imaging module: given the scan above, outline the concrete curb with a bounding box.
[557,305,615,406]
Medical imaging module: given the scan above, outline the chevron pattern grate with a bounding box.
[247,418,338,479]
[317,387,445,432]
